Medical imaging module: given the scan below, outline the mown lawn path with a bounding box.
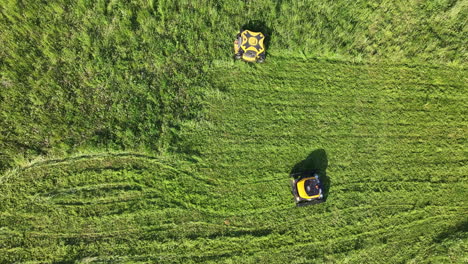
[1,59,466,263]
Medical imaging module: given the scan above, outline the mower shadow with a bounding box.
[241,20,272,57]
[290,149,330,201]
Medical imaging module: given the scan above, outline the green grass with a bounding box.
[1,0,467,263]
[1,0,467,166]
[1,59,466,263]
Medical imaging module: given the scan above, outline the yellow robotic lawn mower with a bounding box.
[291,171,324,207]
[234,30,266,63]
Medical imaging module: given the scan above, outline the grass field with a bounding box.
[1,0,467,263]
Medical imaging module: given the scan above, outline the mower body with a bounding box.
[234,30,266,63]
[291,172,324,207]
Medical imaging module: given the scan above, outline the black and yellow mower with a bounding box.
[234,30,266,63]
[291,171,324,207]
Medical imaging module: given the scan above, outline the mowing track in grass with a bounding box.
[1,58,466,263]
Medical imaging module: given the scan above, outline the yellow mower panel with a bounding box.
[234,30,266,63]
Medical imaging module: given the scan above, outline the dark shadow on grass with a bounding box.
[433,220,468,243]
[275,0,283,17]
[290,149,330,201]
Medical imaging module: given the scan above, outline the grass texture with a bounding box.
[1,0,467,263]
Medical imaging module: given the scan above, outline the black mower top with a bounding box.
[290,171,324,205]
[303,178,321,196]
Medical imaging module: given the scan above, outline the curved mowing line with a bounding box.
[0,152,173,183]
[17,152,218,188]
[0,153,235,218]
[20,152,166,171]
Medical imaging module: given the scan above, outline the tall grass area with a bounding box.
[1,0,467,262]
